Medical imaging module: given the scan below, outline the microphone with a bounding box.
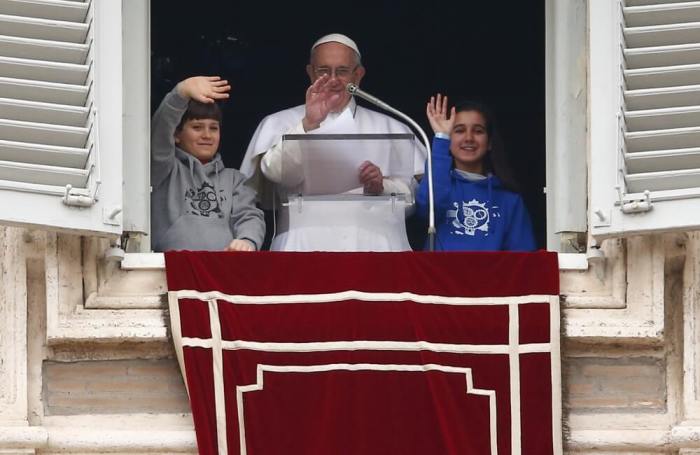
[346,83,437,251]
[346,83,394,112]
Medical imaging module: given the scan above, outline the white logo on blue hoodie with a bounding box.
[447,199,492,236]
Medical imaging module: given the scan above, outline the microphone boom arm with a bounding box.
[347,83,437,251]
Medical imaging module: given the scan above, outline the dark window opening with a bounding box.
[152,0,546,249]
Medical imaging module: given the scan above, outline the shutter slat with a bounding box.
[626,167,700,192]
[0,118,87,147]
[624,2,700,27]
[0,77,87,105]
[0,0,89,23]
[623,187,700,201]
[624,22,700,47]
[625,42,700,68]
[0,34,88,64]
[0,55,88,84]
[626,0,697,6]
[625,147,700,172]
[625,84,700,109]
[624,63,700,89]
[625,125,700,152]
[0,179,63,195]
[0,159,88,187]
[0,13,88,43]
[0,97,88,126]
[625,104,700,130]
[625,125,700,149]
[0,138,87,168]
[626,125,700,150]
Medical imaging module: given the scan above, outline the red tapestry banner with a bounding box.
[165,251,562,455]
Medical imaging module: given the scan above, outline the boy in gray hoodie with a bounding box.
[151,76,265,251]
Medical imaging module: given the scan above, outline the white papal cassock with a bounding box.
[240,98,427,252]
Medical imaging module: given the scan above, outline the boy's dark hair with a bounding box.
[175,100,223,132]
[453,99,520,193]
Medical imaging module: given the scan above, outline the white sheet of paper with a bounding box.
[301,111,361,195]
[294,111,405,195]
[300,142,393,195]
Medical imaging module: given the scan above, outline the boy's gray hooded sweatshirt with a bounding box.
[151,89,265,251]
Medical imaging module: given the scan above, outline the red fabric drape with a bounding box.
[166,251,560,455]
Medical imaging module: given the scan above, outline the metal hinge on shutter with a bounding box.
[616,185,652,213]
[62,185,96,206]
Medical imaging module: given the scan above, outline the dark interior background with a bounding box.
[151,0,546,249]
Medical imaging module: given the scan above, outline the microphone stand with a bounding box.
[346,83,436,251]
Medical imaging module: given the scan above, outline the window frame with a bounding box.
[121,0,590,262]
[121,0,151,243]
[544,0,589,252]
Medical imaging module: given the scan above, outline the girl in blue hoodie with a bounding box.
[416,95,536,251]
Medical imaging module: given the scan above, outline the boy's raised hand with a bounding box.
[176,76,231,103]
[426,93,455,135]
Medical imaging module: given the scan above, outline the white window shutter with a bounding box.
[590,0,700,239]
[0,0,123,236]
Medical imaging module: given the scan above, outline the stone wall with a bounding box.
[1,227,699,453]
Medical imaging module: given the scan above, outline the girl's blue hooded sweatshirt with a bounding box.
[416,137,536,251]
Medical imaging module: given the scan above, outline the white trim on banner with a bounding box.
[172,289,555,306]
[236,363,499,455]
[208,299,228,455]
[509,304,522,455]
[179,337,552,355]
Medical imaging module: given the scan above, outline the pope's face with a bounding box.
[306,42,365,111]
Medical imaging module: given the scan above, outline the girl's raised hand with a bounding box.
[426,93,456,135]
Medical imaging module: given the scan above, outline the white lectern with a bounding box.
[271,133,416,252]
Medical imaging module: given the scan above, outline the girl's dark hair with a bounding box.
[175,100,223,131]
[453,100,520,193]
